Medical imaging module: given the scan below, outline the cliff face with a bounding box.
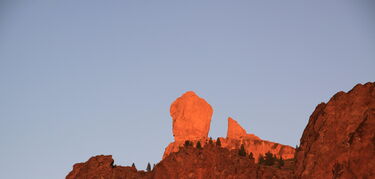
[170,91,213,142]
[295,82,375,178]
[67,82,375,179]
[227,117,247,139]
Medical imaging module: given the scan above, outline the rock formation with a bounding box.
[222,117,295,162]
[295,82,375,178]
[66,155,148,179]
[67,82,375,179]
[68,145,294,179]
[153,144,294,179]
[170,91,213,142]
[164,93,295,159]
[227,117,247,139]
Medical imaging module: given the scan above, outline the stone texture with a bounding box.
[223,117,295,162]
[170,91,213,142]
[67,146,294,179]
[295,82,375,179]
[67,82,375,179]
[220,137,296,162]
[227,117,247,139]
[154,144,294,179]
[66,155,148,179]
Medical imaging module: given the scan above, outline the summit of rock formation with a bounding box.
[295,82,375,178]
[170,91,213,142]
[227,117,247,139]
[164,93,294,160]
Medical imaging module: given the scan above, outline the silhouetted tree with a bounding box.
[131,163,136,168]
[146,162,151,172]
[278,156,284,167]
[238,144,246,156]
[264,152,276,166]
[216,138,221,147]
[196,141,202,149]
[249,152,254,160]
[209,137,213,144]
[258,154,265,164]
[184,140,193,147]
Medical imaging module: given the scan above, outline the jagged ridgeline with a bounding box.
[67,82,374,179]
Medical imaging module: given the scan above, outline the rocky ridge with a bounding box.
[67,82,375,179]
[164,92,295,160]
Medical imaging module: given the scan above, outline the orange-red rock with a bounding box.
[66,155,148,179]
[170,91,213,142]
[67,82,375,179]
[164,96,295,160]
[227,117,247,139]
[295,82,375,178]
[223,118,295,162]
[67,145,294,179]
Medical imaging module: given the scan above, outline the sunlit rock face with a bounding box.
[163,91,213,159]
[223,118,295,162]
[170,91,213,142]
[67,82,375,179]
[295,82,375,179]
[227,117,247,139]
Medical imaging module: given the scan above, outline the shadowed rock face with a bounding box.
[154,144,294,179]
[67,146,294,179]
[295,82,375,179]
[66,155,147,179]
[170,91,213,142]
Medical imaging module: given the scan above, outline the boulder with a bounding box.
[170,91,213,142]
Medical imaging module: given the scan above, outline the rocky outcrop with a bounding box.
[295,82,375,178]
[67,82,375,179]
[222,117,295,162]
[154,144,294,179]
[164,95,295,160]
[227,117,247,139]
[66,155,148,179]
[67,145,294,179]
[170,91,213,142]
[220,137,295,162]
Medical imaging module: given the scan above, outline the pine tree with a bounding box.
[264,152,276,166]
[131,163,136,168]
[146,162,151,172]
[249,152,254,160]
[258,154,265,164]
[196,141,202,149]
[238,144,246,156]
[209,137,213,144]
[278,156,284,167]
[216,138,221,147]
[184,140,191,147]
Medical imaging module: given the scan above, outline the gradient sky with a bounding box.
[0,1,374,178]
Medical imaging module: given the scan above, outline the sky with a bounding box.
[0,0,374,178]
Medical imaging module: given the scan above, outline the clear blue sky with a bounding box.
[0,0,374,178]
